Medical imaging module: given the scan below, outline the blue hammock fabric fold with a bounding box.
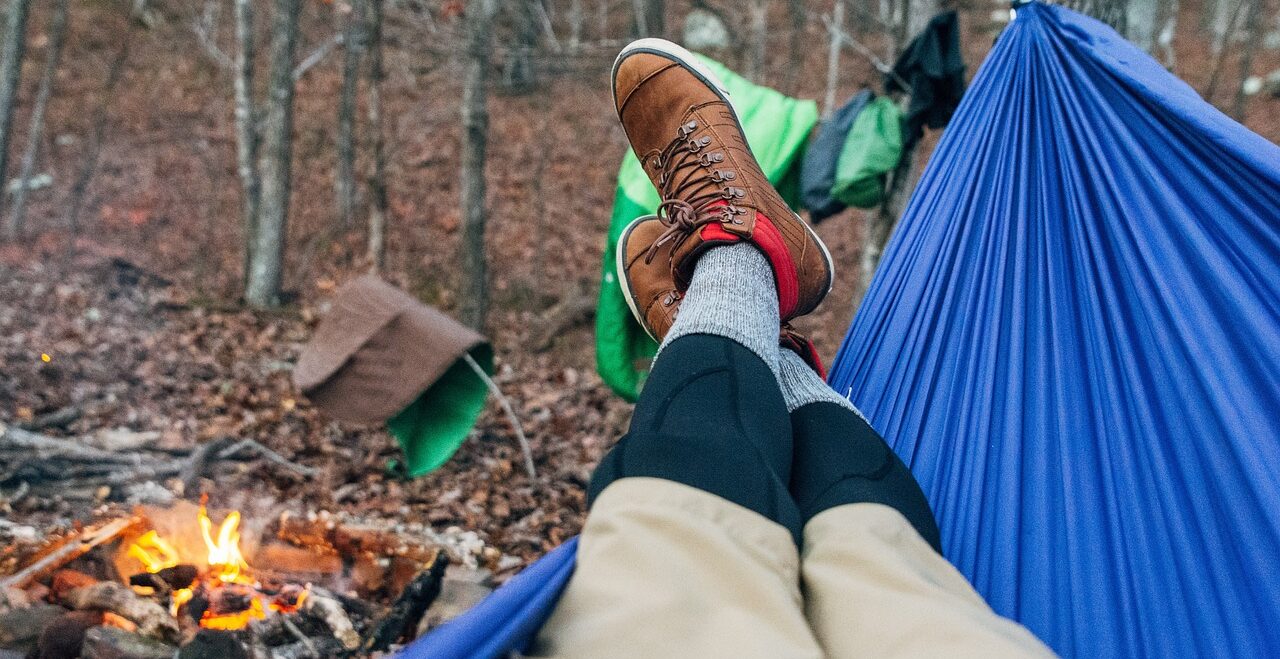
[397,537,578,659]
[827,3,1280,657]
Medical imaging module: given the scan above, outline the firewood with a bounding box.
[359,550,449,653]
[275,513,441,565]
[51,568,99,602]
[156,564,198,590]
[64,581,180,643]
[269,635,343,659]
[301,586,359,651]
[0,516,138,590]
[18,404,82,432]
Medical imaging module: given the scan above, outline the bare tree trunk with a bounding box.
[1206,0,1247,102]
[1064,0,1129,33]
[245,0,301,308]
[568,0,583,53]
[824,0,845,115]
[1207,0,1239,49]
[502,0,538,94]
[0,0,32,220]
[783,0,805,93]
[1232,0,1264,119]
[1158,0,1178,68]
[1127,0,1158,50]
[904,0,936,43]
[857,145,917,306]
[633,0,664,37]
[460,0,492,330]
[365,0,388,273]
[746,0,769,83]
[65,11,137,235]
[335,0,363,228]
[6,0,67,240]
[234,0,260,288]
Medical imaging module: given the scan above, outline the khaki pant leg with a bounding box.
[801,503,1055,658]
[531,478,823,659]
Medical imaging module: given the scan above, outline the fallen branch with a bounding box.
[462,354,537,480]
[18,404,83,431]
[528,293,595,352]
[0,516,139,590]
[217,438,319,478]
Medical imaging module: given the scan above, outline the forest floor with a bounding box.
[2,0,1278,572]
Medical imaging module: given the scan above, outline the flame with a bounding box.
[171,587,194,617]
[128,531,180,573]
[126,499,268,629]
[198,503,252,584]
[202,596,267,630]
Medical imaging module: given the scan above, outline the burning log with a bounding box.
[63,581,181,643]
[360,550,449,653]
[128,564,197,593]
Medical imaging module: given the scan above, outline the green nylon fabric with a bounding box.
[831,96,904,209]
[595,55,818,401]
[386,344,494,476]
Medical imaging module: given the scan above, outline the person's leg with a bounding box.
[530,246,820,659]
[776,351,1054,657]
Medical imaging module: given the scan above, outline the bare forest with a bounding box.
[1,0,1278,655]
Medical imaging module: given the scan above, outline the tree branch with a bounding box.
[462,354,537,480]
[293,32,345,82]
[193,0,234,71]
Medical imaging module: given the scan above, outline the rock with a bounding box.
[51,569,100,602]
[35,610,102,659]
[175,629,249,659]
[81,626,175,659]
[64,582,179,643]
[0,587,30,613]
[418,576,494,633]
[0,604,64,646]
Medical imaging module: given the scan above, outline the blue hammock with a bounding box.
[828,3,1280,657]
[402,3,1280,657]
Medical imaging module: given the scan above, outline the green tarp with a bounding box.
[387,345,494,476]
[595,56,818,400]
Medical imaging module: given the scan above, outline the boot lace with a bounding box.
[643,120,748,264]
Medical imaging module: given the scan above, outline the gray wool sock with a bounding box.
[777,349,870,420]
[659,243,781,374]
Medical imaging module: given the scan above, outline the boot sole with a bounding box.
[610,39,835,306]
[616,215,662,342]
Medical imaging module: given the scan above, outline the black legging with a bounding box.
[589,334,941,552]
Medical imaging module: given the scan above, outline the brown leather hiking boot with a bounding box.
[617,215,683,341]
[612,38,834,322]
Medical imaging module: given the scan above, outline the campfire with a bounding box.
[0,498,492,658]
[123,498,307,632]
